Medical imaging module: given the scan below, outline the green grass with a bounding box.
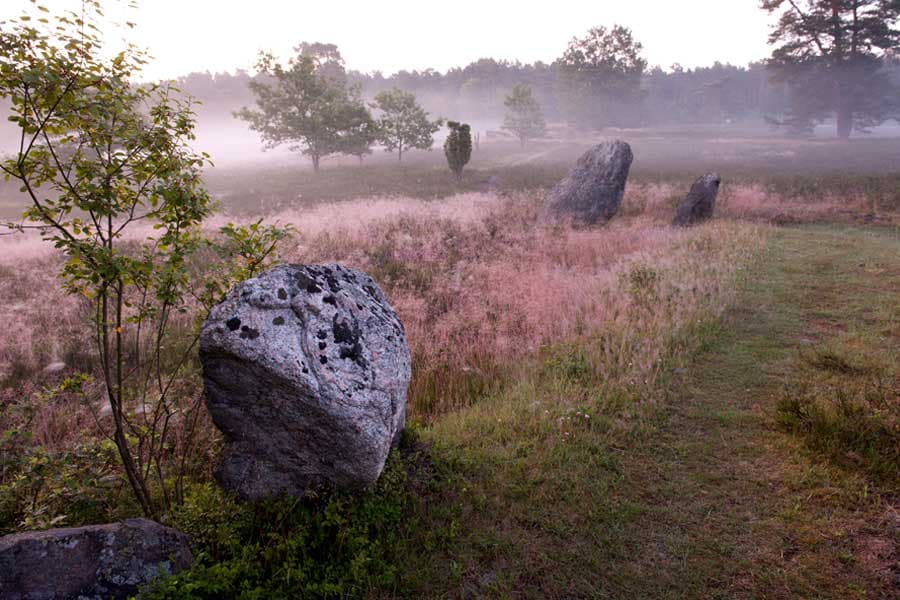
[143,223,899,598]
[5,135,900,220]
[774,227,900,490]
[200,158,900,218]
[387,224,900,598]
[6,135,898,595]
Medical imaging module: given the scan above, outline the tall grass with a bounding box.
[1,190,766,428]
[261,192,767,420]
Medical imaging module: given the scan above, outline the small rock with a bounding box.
[0,518,192,600]
[548,140,634,225]
[200,264,411,501]
[673,173,721,226]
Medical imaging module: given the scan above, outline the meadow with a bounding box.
[0,133,898,598]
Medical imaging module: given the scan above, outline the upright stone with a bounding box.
[199,264,411,501]
[673,173,721,226]
[549,140,634,224]
[0,519,192,600]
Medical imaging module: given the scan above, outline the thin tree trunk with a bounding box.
[113,283,155,518]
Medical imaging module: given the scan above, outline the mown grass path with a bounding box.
[401,224,897,599]
[604,225,899,599]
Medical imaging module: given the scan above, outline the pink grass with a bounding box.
[2,189,766,428]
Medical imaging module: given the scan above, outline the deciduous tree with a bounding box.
[556,25,647,129]
[0,0,287,518]
[502,84,547,146]
[236,46,373,172]
[371,88,442,162]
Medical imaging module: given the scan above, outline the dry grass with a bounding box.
[620,179,895,225]
[4,172,897,596]
[2,127,899,595]
[0,174,878,444]
[0,188,765,445]
[392,224,898,599]
[215,191,766,419]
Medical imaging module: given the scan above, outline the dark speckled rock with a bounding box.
[0,519,191,599]
[549,140,633,225]
[199,264,411,501]
[673,173,721,226]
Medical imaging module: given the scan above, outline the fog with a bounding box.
[1,1,898,204]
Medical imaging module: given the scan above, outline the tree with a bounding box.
[0,1,286,518]
[236,46,374,172]
[371,88,442,162]
[444,121,472,180]
[556,25,647,128]
[761,0,900,138]
[339,85,378,164]
[344,117,379,164]
[295,41,347,83]
[502,84,547,145]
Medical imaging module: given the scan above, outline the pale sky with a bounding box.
[2,1,776,80]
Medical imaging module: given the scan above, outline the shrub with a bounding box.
[146,450,413,598]
[0,431,133,534]
[444,121,472,180]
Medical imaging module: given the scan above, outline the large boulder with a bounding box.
[200,264,411,501]
[549,140,634,224]
[673,173,721,226]
[0,518,192,600]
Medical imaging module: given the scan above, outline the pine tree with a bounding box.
[761,0,900,138]
[443,122,472,180]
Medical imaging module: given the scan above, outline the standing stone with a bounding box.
[0,519,192,600]
[673,173,721,226]
[199,264,411,501]
[549,140,634,224]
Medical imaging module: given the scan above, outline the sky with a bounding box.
[2,1,777,80]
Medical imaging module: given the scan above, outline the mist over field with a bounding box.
[0,2,899,598]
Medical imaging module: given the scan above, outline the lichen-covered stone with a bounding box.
[549,140,633,224]
[673,173,721,226]
[199,264,411,501]
[0,519,192,600]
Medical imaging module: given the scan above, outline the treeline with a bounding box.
[175,60,788,127]
[176,57,900,130]
[176,4,900,140]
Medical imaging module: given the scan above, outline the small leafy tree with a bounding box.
[344,126,378,164]
[0,1,287,518]
[443,121,472,180]
[502,84,547,146]
[236,46,374,172]
[342,87,379,164]
[371,88,442,162]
